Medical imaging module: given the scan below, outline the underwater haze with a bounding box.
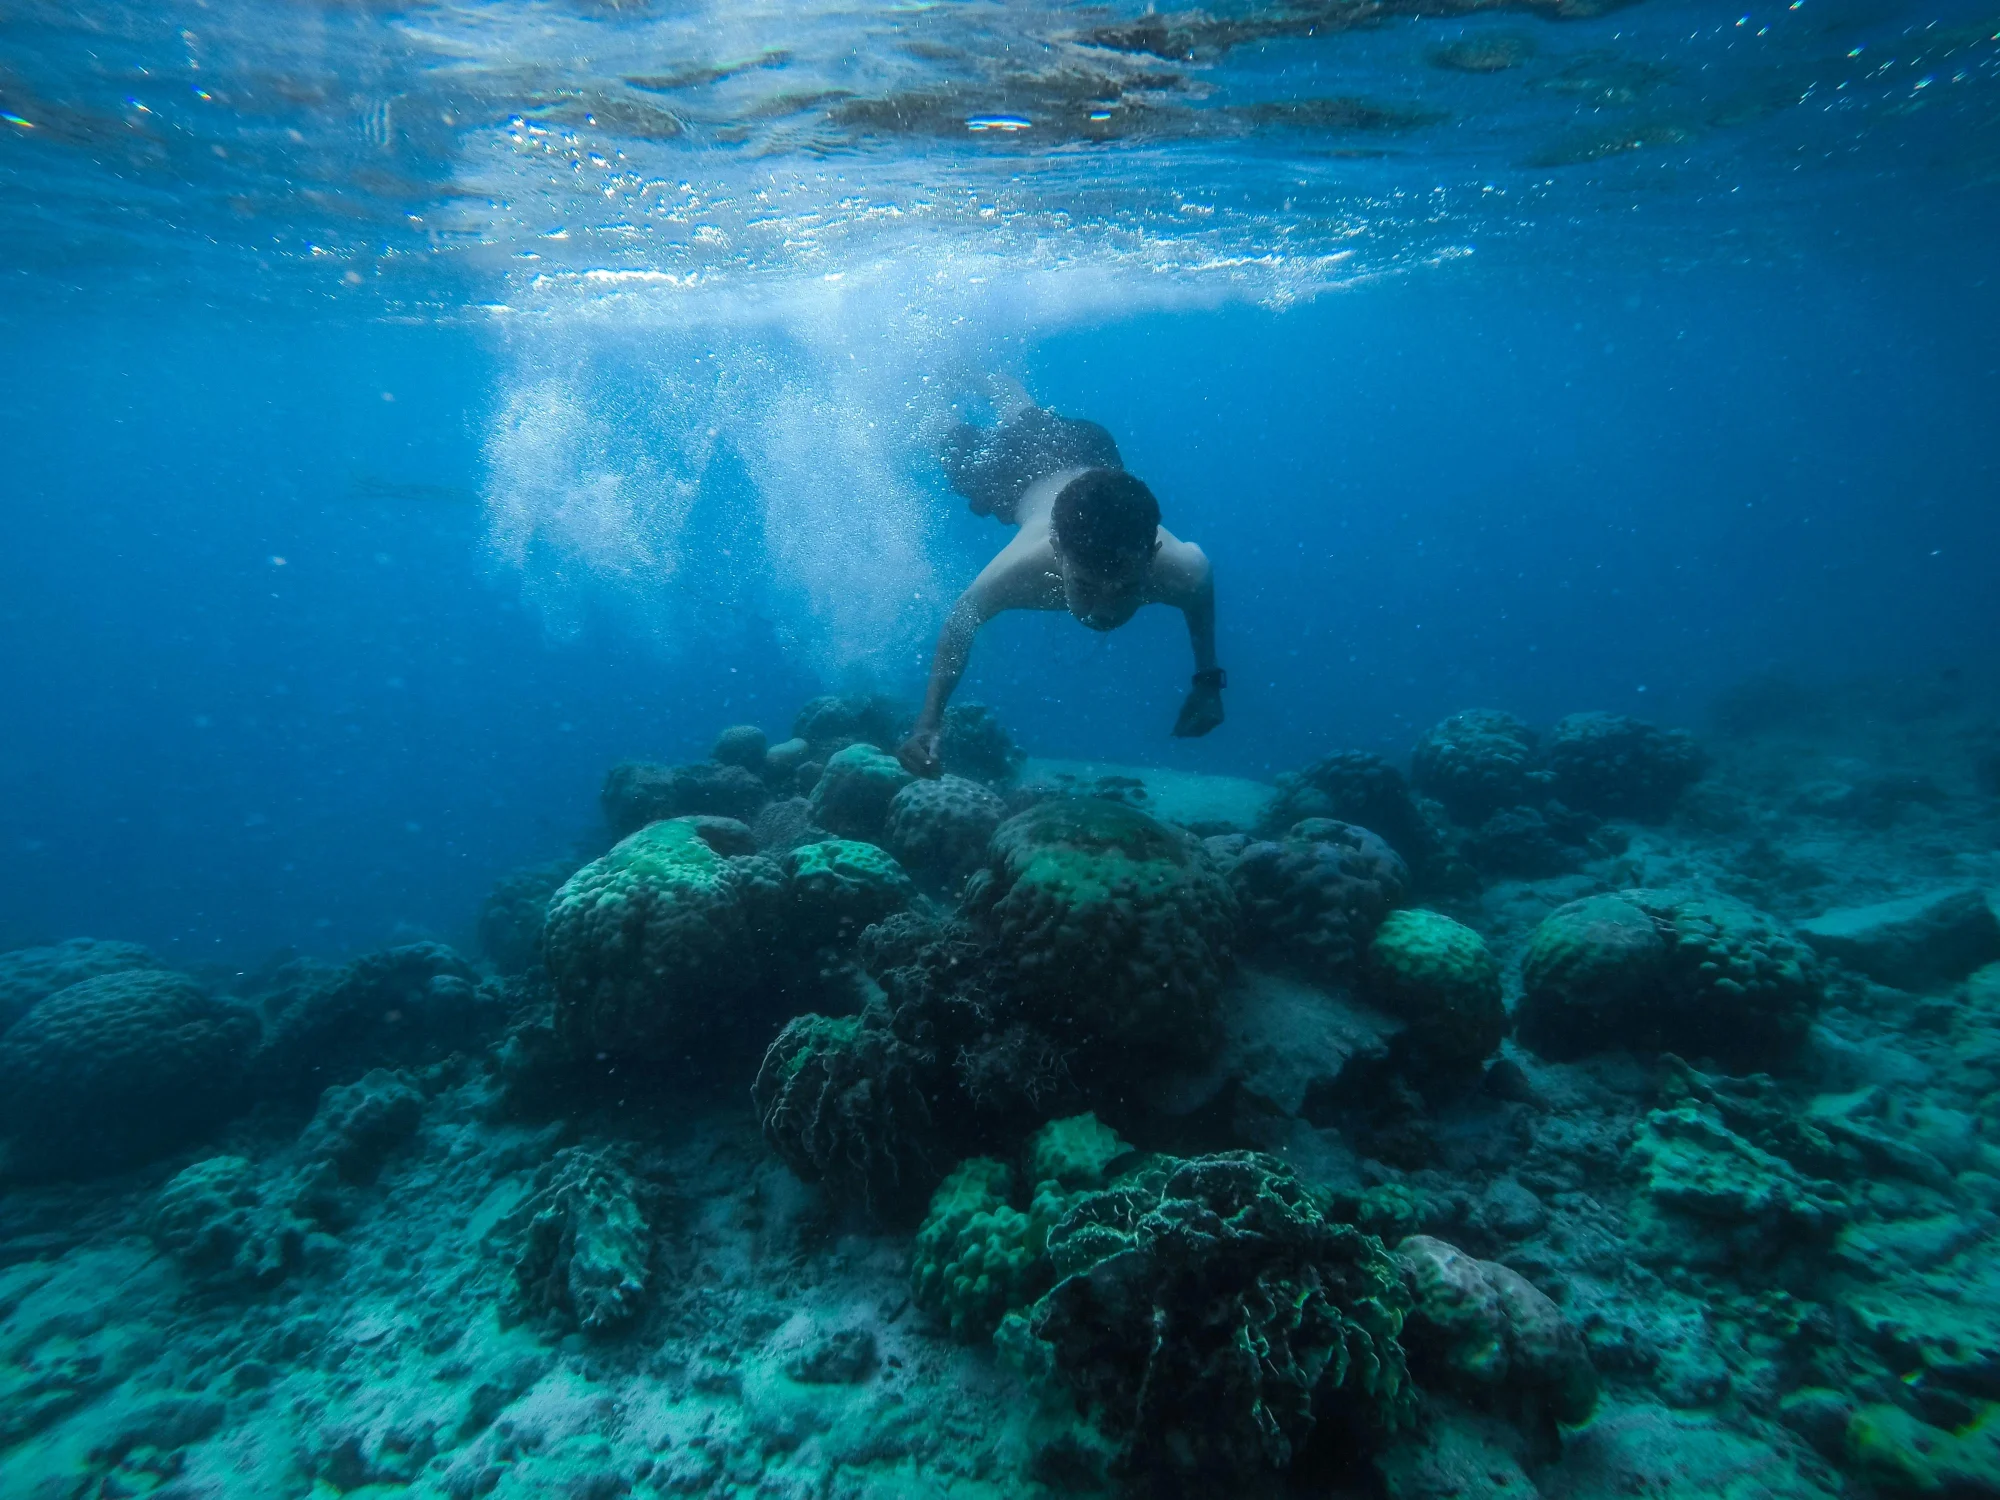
[2,0,2000,1497]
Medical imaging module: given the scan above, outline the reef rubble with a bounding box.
[2,689,1998,1499]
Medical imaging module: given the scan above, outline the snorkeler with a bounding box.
[897,381,1223,778]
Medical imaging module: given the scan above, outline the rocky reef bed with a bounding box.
[4,691,2000,1500]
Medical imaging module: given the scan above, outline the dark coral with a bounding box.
[939,701,1026,785]
[1410,710,1543,824]
[296,1068,425,1183]
[476,862,575,977]
[884,774,1006,893]
[1517,888,1822,1069]
[1222,819,1408,984]
[1010,1153,1414,1496]
[1462,803,1592,878]
[255,943,488,1099]
[0,970,260,1178]
[600,759,772,838]
[1264,751,1437,871]
[0,938,160,1035]
[1543,711,1707,820]
[964,798,1237,1071]
[752,1008,945,1221]
[710,723,769,769]
[792,694,907,759]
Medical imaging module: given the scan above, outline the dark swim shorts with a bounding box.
[939,407,1123,522]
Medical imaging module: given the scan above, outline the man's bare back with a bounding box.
[898,413,1224,778]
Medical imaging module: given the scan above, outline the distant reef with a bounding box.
[5,690,2000,1500]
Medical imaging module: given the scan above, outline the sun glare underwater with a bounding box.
[2,1,1999,1498]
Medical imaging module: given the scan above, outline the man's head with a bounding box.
[1050,468,1162,631]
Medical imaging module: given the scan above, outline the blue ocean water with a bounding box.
[2,1,1999,1497]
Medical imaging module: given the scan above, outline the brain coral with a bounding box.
[753,1008,944,1221]
[0,938,160,1035]
[0,970,259,1178]
[782,838,916,947]
[1410,710,1542,824]
[809,743,916,843]
[1007,1152,1413,1494]
[884,774,1006,893]
[1225,819,1409,984]
[543,818,788,1061]
[1366,909,1505,1073]
[963,798,1236,1068]
[1518,888,1822,1069]
[1544,711,1707,820]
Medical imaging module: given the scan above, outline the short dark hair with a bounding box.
[1051,468,1160,571]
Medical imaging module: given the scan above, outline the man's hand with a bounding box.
[1173,676,1225,738]
[897,727,944,778]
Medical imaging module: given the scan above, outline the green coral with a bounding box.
[1365,909,1505,1071]
[809,743,914,842]
[542,817,787,1060]
[911,1159,1055,1340]
[1008,1152,1413,1494]
[1517,887,1821,1068]
[782,838,915,946]
[913,1116,1135,1341]
[965,798,1236,1068]
[1024,1111,1132,1191]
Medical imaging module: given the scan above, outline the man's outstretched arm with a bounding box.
[1165,542,1224,737]
[899,593,987,776]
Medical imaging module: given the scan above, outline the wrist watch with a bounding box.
[1192,668,1226,690]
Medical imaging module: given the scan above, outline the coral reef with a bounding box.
[966,797,1237,1069]
[1517,888,1822,1069]
[808,742,915,843]
[504,1146,652,1337]
[752,1009,944,1220]
[543,818,788,1061]
[0,937,158,1034]
[1007,1152,1413,1495]
[1411,710,1543,824]
[884,773,1006,892]
[0,970,259,1177]
[1544,711,1708,820]
[1365,909,1505,1074]
[15,689,2000,1500]
[1219,818,1408,983]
